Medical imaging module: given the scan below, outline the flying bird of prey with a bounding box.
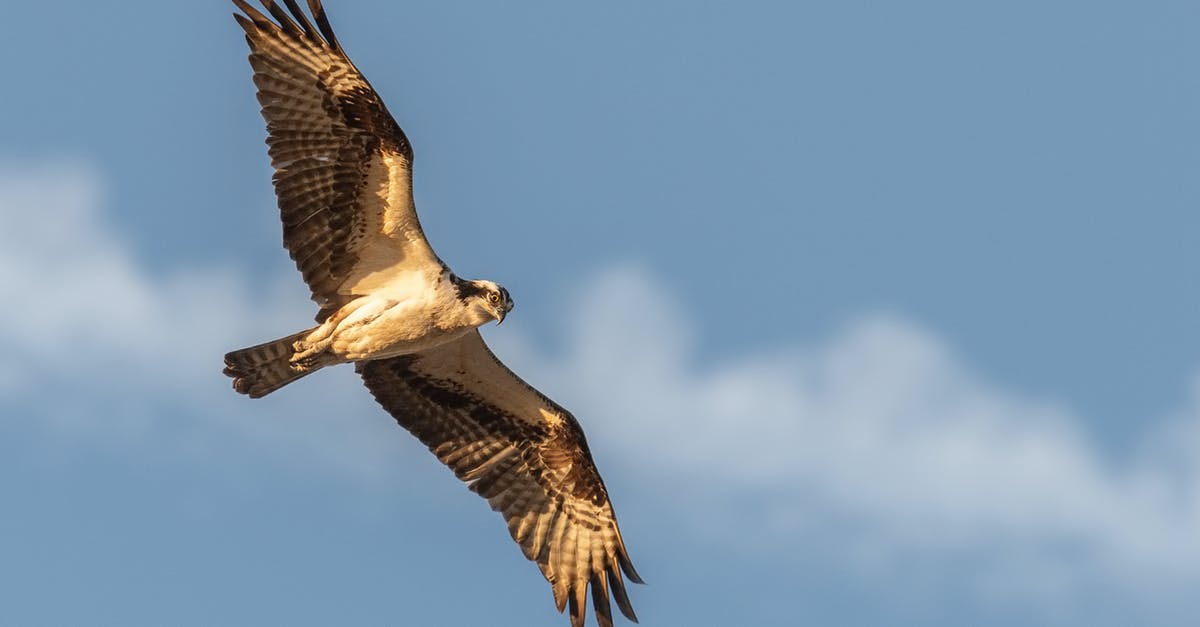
[223,2,642,625]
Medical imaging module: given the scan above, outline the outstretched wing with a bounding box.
[234,0,441,321]
[358,332,643,627]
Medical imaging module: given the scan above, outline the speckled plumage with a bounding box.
[222,2,641,625]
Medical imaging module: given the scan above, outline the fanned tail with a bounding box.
[224,328,321,398]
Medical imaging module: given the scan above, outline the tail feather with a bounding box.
[224,328,320,398]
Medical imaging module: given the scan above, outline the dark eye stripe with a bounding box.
[452,277,488,300]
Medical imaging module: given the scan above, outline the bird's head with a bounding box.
[458,279,514,326]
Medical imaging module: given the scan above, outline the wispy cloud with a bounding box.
[492,268,1200,598]
[0,164,399,475]
[2,164,1198,620]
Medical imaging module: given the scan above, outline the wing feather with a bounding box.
[234,0,439,320]
[358,331,642,626]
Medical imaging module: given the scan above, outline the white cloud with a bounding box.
[0,164,403,477]
[3,164,1199,615]
[489,268,1200,590]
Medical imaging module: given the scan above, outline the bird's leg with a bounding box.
[290,321,335,371]
[290,344,330,371]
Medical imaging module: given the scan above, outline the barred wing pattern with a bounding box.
[358,331,642,627]
[235,0,441,321]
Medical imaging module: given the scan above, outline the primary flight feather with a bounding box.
[223,2,642,626]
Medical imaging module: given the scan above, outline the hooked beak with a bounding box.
[495,298,514,325]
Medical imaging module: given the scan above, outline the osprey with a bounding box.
[223,2,642,626]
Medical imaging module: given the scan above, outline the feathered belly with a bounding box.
[317,296,471,362]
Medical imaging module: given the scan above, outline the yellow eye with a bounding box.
[488,292,501,304]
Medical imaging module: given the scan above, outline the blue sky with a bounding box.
[1,1,1198,625]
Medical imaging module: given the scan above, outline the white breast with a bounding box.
[327,269,466,360]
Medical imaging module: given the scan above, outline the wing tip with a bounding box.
[307,0,342,51]
[232,12,254,33]
[232,0,270,26]
[608,560,639,623]
[232,0,339,51]
[280,0,319,39]
[261,0,303,38]
[613,526,645,585]
[554,566,639,626]
[621,558,645,586]
[591,571,615,627]
[551,576,569,614]
[567,582,587,627]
